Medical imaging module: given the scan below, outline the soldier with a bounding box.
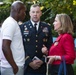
[20,4,53,75]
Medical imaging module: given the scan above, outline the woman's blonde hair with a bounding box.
[56,13,73,35]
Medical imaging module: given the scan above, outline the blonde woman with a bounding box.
[47,14,75,75]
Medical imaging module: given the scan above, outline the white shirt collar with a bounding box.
[30,20,40,30]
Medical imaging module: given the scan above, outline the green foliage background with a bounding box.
[0,0,76,75]
[0,0,76,38]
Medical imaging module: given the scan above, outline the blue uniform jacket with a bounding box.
[20,21,53,74]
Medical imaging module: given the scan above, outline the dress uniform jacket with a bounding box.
[20,20,53,74]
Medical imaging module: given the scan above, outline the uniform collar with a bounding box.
[30,20,40,30]
[30,20,39,27]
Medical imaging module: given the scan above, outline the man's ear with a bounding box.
[40,11,42,17]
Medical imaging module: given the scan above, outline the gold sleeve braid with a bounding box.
[25,56,30,61]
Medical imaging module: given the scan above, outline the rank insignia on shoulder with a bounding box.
[42,27,48,33]
[18,21,23,25]
[54,41,58,46]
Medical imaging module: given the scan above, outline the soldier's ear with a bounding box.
[40,11,42,16]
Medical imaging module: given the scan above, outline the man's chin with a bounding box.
[33,20,39,22]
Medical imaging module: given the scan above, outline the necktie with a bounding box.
[34,23,37,33]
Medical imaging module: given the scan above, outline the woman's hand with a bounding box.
[47,56,61,64]
[47,56,56,64]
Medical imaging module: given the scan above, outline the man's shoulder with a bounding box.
[41,21,47,24]
[20,21,30,29]
[23,21,30,25]
[3,17,12,24]
[41,21,50,27]
[2,17,17,27]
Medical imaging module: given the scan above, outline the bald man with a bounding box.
[1,1,26,75]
